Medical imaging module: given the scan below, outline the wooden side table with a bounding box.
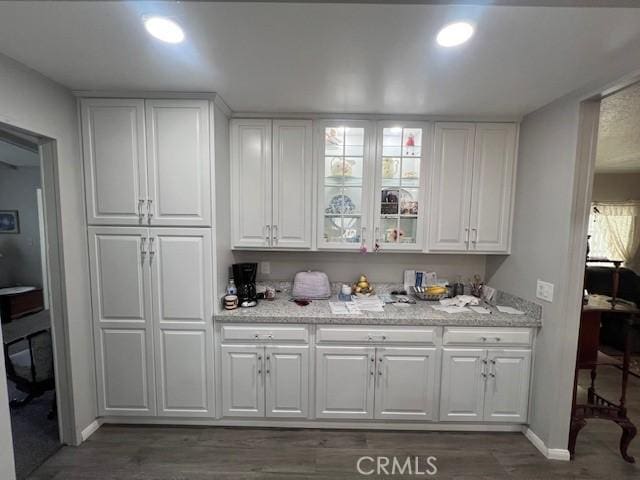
[569,294,638,463]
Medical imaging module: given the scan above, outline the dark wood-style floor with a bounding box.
[27,368,639,479]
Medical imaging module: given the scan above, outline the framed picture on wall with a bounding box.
[0,210,19,234]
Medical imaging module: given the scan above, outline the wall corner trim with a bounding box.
[80,419,103,442]
[523,427,571,461]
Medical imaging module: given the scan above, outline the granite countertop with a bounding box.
[214,295,542,328]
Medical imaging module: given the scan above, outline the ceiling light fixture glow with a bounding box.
[144,16,185,44]
[436,22,474,47]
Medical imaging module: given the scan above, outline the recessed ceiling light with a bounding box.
[436,22,474,47]
[144,16,185,44]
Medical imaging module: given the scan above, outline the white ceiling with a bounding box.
[1,2,640,116]
[596,82,640,173]
[0,140,40,168]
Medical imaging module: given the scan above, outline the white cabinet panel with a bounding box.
[315,346,375,419]
[150,229,211,325]
[469,124,517,253]
[231,119,272,248]
[88,227,156,416]
[99,329,154,414]
[439,348,485,422]
[88,228,149,324]
[150,229,214,416]
[81,99,147,225]
[221,345,265,417]
[428,123,475,251]
[265,346,309,418]
[157,330,209,415]
[375,347,438,420]
[484,349,531,423]
[146,100,211,226]
[272,120,313,249]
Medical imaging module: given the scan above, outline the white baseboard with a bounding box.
[80,419,102,442]
[523,427,571,461]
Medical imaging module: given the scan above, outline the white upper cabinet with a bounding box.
[231,119,312,249]
[316,120,374,251]
[145,100,211,226]
[272,120,313,249]
[469,124,517,253]
[374,122,428,251]
[230,119,272,248]
[428,123,475,252]
[427,122,517,254]
[82,99,148,225]
[82,98,212,227]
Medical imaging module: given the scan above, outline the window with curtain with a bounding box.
[588,201,640,272]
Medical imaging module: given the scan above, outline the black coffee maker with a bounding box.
[232,263,258,308]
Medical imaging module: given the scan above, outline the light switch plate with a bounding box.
[536,279,554,302]
[260,261,271,275]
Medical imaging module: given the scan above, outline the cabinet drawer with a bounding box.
[316,326,438,345]
[443,327,532,346]
[221,324,309,343]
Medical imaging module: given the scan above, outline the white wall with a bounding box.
[232,251,486,285]
[0,165,43,287]
[591,172,640,202]
[486,96,582,450]
[0,53,95,445]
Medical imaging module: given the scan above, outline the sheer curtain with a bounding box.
[589,201,640,273]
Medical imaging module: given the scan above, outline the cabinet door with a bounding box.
[272,120,313,249]
[88,227,155,416]
[315,346,375,419]
[316,120,374,251]
[145,100,211,226]
[230,119,273,248]
[81,99,147,225]
[374,347,438,421]
[439,348,485,422]
[221,345,265,417]
[265,346,309,418]
[427,123,475,251]
[484,349,531,423]
[469,124,517,253]
[150,228,214,417]
[374,122,428,251]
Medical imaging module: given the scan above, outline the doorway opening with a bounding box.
[0,124,72,479]
[569,81,640,463]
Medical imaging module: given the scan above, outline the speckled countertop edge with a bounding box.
[215,282,542,327]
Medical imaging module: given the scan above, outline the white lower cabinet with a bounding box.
[221,344,309,418]
[315,345,439,421]
[315,346,375,419]
[440,348,531,423]
[89,226,214,417]
[375,347,438,421]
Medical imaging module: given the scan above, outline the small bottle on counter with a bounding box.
[226,279,237,296]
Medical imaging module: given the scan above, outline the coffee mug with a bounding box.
[224,295,239,310]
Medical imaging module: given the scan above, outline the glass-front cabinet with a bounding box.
[373,122,428,251]
[316,120,374,250]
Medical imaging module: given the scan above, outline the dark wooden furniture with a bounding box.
[2,310,55,414]
[0,287,44,323]
[570,294,638,463]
